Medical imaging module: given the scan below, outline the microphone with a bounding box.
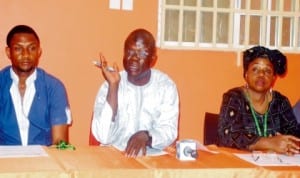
[176,139,198,161]
[183,146,198,159]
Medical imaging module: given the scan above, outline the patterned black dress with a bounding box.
[217,87,300,150]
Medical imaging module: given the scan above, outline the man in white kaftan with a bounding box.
[91,29,179,157]
[92,69,179,151]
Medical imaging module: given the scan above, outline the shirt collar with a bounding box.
[10,67,37,85]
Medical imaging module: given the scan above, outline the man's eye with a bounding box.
[251,67,259,73]
[13,46,22,52]
[139,51,149,58]
[127,50,134,56]
[29,46,37,52]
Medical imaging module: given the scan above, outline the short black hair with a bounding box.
[243,45,287,77]
[6,25,40,47]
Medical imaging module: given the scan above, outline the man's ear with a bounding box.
[150,54,157,68]
[36,48,42,66]
[38,48,42,58]
[5,47,11,59]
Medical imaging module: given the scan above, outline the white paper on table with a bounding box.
[129,146,167,157]
[234,153,300,166]
[144,147,167,156]
[0,145,48,158]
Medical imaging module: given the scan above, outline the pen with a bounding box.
[92,61,115,72]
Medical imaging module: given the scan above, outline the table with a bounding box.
[1,145,300,178]
[0,149,68,178]
[46,146,151,178]
[136,146,300,178]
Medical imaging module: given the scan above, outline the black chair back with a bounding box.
[204,112,219,145]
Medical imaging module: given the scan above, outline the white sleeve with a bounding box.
[91,82,114,144]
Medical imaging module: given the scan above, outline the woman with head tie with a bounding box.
[217,46,300,155]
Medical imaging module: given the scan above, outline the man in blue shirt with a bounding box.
[0,25,72,146]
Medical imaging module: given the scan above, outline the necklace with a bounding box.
[245,91,269,137]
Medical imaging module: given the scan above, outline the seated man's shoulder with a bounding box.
[152,69,176,84]
[36,68,66,87]
[0,66,12,76]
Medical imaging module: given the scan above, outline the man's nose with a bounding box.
[129,52,140,61]
[22,48,30,58]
